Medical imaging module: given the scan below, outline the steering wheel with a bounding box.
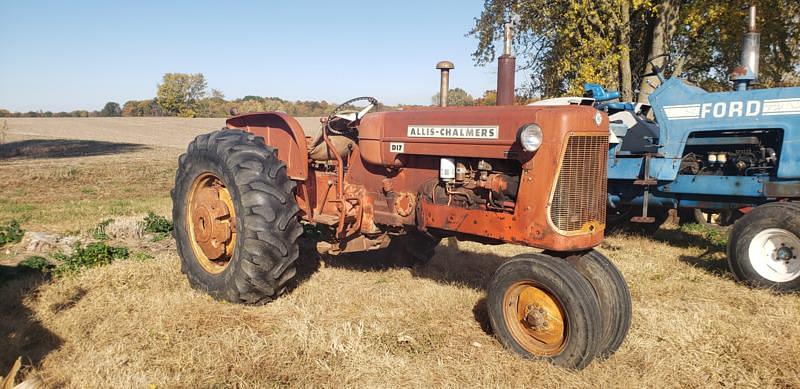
[328,96,378,124]
[642,54,669,82]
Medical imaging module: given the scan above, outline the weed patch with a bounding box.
[0,219,24,247]
[680,223,728,248]
[53,242,129,276]
[142,212,172,241]
[19,255,54,272]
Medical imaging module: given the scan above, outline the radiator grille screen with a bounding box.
[549,135,608,233]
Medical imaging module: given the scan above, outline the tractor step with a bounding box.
[318,234,391,256]
[630,216,655,223]
[631,153,658,222]
[633,178,657,186]
[312,214,339,225]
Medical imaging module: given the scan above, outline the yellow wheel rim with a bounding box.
[186,172,237,274]
[502,281,567,356]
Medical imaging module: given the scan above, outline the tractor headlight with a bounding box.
[519,124,543,152]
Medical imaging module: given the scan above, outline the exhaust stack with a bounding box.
[496,21,516,106]
[437,61,455,107]
[741,5,760,81]
[732,5,760,91]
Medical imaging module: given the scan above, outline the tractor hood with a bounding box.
[357,105,607,167]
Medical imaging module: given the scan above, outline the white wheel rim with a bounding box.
[747,228,800,283]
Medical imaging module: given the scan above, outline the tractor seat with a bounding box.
[300,117,356,162]
[296,117,324,140]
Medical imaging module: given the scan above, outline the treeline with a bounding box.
[0,73,400,118]
[0,101,125,118]
[0,72,521,118]
[0,97,386,119]
[0,109,103,118]
[118,95,371,118]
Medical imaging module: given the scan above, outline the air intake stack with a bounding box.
[437,61,455,107]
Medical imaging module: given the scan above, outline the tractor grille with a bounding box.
[549,134,608,234]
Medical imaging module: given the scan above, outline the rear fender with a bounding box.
[226,112,308,180]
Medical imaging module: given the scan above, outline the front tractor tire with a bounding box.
[551,250,632,359]
[172,129,303,304]
[487,254,603,370]
[727,203,800,292]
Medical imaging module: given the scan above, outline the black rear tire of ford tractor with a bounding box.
[679,208,741,227]
[487,254,602,370]
[550,249,632,358]
[727,203,800,292]
[172,129,303,304]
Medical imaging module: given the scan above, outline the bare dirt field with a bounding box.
[1,118,799,388]
[2,117,322,149]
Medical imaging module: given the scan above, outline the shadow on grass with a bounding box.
[677,253,732,277]
[608,227,732,278]
[652,228,727,252]
[654,228,732,277]
[292,237,511,336]
[0,265,63,369]
[0,139,146,159]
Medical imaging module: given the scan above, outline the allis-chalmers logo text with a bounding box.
[407,125,499,139]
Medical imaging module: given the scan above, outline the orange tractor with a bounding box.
[172,27,631,369]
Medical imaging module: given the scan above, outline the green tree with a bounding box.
[673,0,800,91]
[431,88,475,106]
[156,73,207,117]
[471,0,656,99]
[475,90,498,106]
[471,0,800,102]
[121,100,140,116]
[100,102,122,117]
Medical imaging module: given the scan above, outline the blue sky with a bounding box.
[0,0,507,112]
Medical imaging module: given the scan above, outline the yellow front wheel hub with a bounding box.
[503,281,567,355]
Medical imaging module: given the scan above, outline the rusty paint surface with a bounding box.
[226,112,309,180]
[496,55,516,106]
[394,192,415,217]
[479,173,509,193]
[358,105,602,167]
[187,173,236,274]
[764,181,800,197]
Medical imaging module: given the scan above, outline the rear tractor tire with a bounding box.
[679,208,742,227]
[487,254,603,370]
[727,203,800,292]
[172,129,303,304]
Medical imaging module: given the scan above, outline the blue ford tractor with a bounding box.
[535,6,800,291]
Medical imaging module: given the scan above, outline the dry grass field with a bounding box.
[0,119,799,388]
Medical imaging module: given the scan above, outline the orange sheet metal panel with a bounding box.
[226,112,309,180]
[358,105,601,167]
